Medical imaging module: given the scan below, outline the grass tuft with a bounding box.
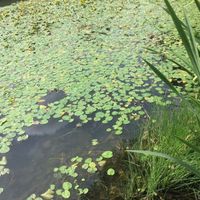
[125,103,200,199]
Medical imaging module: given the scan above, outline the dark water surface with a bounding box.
[0,91,140,200]
[0,0,24,7]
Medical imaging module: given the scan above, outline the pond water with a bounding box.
[0,91,140,200]
[0,0,23,7]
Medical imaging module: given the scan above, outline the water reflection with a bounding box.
[0,116,139,200]
[0,88,140,199]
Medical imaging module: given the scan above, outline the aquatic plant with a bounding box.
[106,168,115,176]
[0,156,9,176]
[26,194,42,200]
[149,0,200,87]
[51,150,114,199]
[165,0,200,84]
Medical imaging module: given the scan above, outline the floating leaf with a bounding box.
[102,151,113,159]
[107,168,115,176]
[0,157,7,166]
[41,189,54,200]
[62,190,70,199]
[62,182,72,190]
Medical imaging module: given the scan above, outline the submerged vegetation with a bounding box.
[0,0,200,199]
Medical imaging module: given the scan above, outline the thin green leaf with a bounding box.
[172,51,195,71]
[146,47,194,77]
[184,13,200,80]
[143,59,180,96]
[195,0,200,12]
[188,97,200,117]
[128,150,200,177]
[167,57,194,77]
[146,47,161,54]
[189,97,200,108]
[197,116,200,127]
[163,7,186,28]
[176,137,200,154]
[164,0,194,61]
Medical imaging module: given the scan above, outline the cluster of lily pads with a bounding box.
[0,0,199,198]
[0,0,175,155]
[26,150,115,199]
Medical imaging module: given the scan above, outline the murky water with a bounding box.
[0,91,140,200]
[0,0,17,7]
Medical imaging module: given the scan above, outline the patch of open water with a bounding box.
[0,91,141,200]
[0,0,24,7]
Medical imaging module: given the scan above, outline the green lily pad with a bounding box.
[107,168,115,176]
[101,151,113,159]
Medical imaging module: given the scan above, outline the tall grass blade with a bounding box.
[164,0,194,62]
[146,48,195,77]
[196,116,200,127]
[167,57,194,77]
[188,97,200,117]
[189,97,200,108]
[147,47,194,77]
[128,150,200,177]
[143,59,180,96]
[195,0,200,12]
[163,7,186,28]
[184,14,200,80]
[176,137,200,154]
